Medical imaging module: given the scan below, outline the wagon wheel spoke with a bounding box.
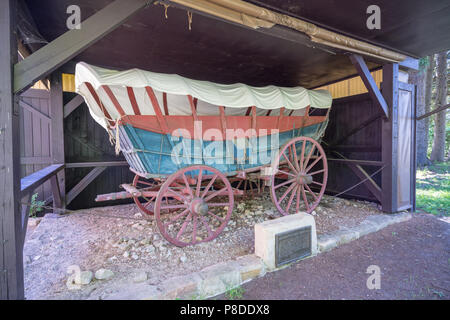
[301,185,310,212]
[296,185,301,212]
[208,211,224,223]
[176,212,192,241]
[163,208,189,229]
[303,143,316,172]
[278,182,296,204]
[285,185,298,213]
[282,153,298,174]
[195,168,203,197]
[207,202,229,207]
[132,175,159,216]
[304,184,319,203]
[308,169,325,176]
[249,180,254,196]
[166,188,187,202]
[274,178,296,190]
[181,173,193,197]
[143,197,155,208]
[201,174,218,199]
[199,216,214,238]
[277,169,296,177]
[192,215,198,243]
[299,139,306,171]
[305,154,323,173]
[312,181,323,187]
[292,143,300,171]
[204,187,227,202]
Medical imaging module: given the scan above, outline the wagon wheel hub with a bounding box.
[190,197,209,215]
[296,172,313,185]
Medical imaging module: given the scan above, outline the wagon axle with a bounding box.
[296,173,313,185]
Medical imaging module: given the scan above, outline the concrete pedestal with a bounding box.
[255,212,317,270]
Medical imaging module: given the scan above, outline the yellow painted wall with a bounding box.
[54,70,383,97]
[62,73,76,92]
[30,73,76,92]
[316,69,382,99]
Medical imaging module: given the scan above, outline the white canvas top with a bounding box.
[75,62,332,129]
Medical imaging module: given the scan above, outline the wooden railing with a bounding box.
[20,163,65,242]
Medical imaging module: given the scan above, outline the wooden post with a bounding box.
[0,0,24,300]
[381,63,399,213]
[50,72,66,208]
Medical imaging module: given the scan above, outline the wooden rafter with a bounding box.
[349,54,389,118]
[66,167,107,205]
[63,95,85,118]
[14,0,153,94]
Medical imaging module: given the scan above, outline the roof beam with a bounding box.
[14,0,153,94]
[398,57,419,71]
[66,167,107,205]
[349,54,389,118]
[64,94,85,118]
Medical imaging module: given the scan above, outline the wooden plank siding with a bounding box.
[63,92,134,209]
[316,69,383,99]
[18,88,133,210]
[322,93,383,202]
[58,69,383,97]
[19,89,52,203]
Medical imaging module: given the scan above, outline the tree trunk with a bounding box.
[410,60,428,167]
[423,55,435,162]
[430,51,448,162]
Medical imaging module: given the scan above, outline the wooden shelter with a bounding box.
[1,0,450,299]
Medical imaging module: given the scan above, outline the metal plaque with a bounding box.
[275,226,311,267]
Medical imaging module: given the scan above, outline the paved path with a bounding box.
[220,213,450,300]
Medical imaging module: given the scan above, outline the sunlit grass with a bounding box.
[416,162,449,216]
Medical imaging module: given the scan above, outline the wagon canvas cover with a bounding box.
[75,62,332,129]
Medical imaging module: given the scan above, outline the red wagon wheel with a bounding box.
[132,174,161,215]
[154,165,234,247]
[270,137,328,215]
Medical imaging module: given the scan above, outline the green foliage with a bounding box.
[225,286,245,300]
[416,162,449,216]
[29,193,45,217]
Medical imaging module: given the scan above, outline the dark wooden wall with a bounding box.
[323,93,383,202]
[18,89,134,210]
[19,89,52,202]
[63,92,134,209]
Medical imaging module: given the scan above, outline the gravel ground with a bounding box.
[215,213,450,300]
[23,193,382,300]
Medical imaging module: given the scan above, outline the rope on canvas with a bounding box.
[187,11,193,30]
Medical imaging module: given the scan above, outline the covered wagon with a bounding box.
[75,62,332,246]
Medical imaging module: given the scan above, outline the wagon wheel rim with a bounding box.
[132,174,160,216]
[154,165,234,247]
[270,137,328,215]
